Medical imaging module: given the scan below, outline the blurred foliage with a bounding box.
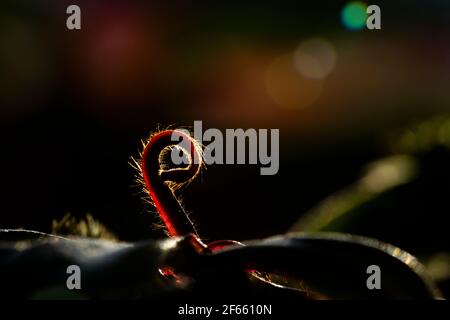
[0,0,449,300]
[291,115,450,296]
[52,213,117,241]
[390,115,450,154]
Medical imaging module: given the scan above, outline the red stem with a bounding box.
[141,130,201,237]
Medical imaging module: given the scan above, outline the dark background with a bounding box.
[1,2,449,294]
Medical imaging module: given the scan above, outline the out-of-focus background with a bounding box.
[1,1,449,295]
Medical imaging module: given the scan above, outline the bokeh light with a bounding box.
[341,2,367,31]
[266,54,322,109]
[74,5,164,107]
[1,3,449,291]
[293,38,337,80]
